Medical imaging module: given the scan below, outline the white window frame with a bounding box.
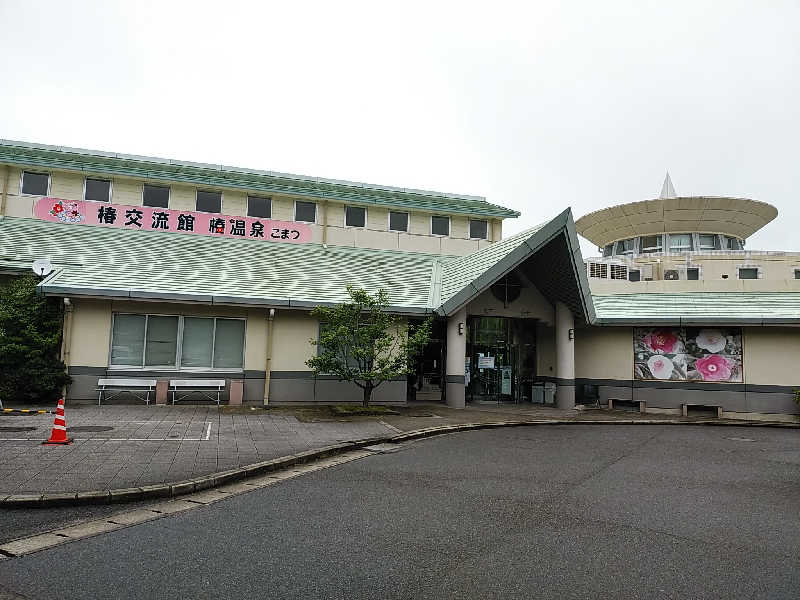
[195,189,223,214]
[737,265,761,280]
[430,215,450,237]
[344,205,367,228]
[294,200,317,224]
[142,183,171,209]
[20,170,51,197]
[83,177,113,203]
[639,235,663,254]
[247,195,272,219]
[469,219,489,240]
[388,210,410,233]
[668,233,693,253]
[109,313,246,372]
[696,233,717,251]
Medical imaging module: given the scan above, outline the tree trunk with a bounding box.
[363,383,373,408]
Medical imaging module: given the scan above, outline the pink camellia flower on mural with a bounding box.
[647,355,674,379]
[694,354,732,381]
[643,330,679,354]
[695,329,727,353]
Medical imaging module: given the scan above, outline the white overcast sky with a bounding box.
[1,0,798,256]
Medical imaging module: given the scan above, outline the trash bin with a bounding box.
[543,382,556,405]
[531,383,544,404]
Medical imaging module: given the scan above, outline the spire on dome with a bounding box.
[659,172,676,199]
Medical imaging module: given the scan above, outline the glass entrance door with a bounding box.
[466,317,536,404]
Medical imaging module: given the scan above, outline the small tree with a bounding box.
[306,286,431,407]
[0,274,71,404]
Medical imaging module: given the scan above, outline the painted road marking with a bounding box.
[0,422,214,442]
[378,420,402,433]
[0,447,379,558]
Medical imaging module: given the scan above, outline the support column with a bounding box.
[555,301,575,410]
[445,307,467,409]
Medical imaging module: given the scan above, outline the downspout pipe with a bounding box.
[263,308,276,405]
[61,297,74,400]
[0,164,9,216]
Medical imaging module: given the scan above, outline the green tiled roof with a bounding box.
[0,217,444,314]
[593,293,800,325]
[439,224,546,305]
[0,140,520,219]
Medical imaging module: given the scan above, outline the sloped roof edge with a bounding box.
[436,209,596,322]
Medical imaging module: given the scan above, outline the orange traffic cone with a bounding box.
[42,398,72,445]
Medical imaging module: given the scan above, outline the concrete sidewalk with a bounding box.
[0,402,793,503]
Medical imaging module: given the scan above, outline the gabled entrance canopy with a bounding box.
[434,208,595,324]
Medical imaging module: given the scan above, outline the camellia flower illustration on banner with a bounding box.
[49,200,84,224]
[694,354,733,381]
[695,329,727,353]
[642,329,679,354]
[634,327,742,382]
[647,355,675,379]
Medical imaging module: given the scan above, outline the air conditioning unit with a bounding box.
[639,264,653,281]
[587,262,608,279]
[610,264,628,280]
[664,269,680,281]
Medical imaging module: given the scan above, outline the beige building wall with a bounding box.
[743,327,800,386]
[536,323,555,377]
[270,310,318,372]
[574,326,633,380]
[68,298,113,367]
[1,165,505,257]
[467,284,554,324]
[112,178,143,205]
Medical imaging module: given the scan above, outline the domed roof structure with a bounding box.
[575,174,777,248]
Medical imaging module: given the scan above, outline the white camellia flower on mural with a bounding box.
[647,355,674,379]
[695,329,727,353]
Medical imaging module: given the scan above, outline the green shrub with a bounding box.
[0,274,71,404]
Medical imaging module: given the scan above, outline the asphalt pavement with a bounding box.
[1,424,798,599]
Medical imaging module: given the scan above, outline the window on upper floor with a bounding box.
[669,233,693,252]
[389,211,408,232]
[247,195,271,218]
[738,267,759,280]
[687,267,700,280]
[697,234,717,251]
[345,205,366,228]
[602,244,613,257]
[724,236,744,250]
[640,235,662,253]
[794,269,800,280]
[615,238,636,255]
[431,215,450,236]
[469,219,488,240]
[84,178,111,202]
[196,190,222,213]
[21,171,50,196]
[295,200,316,223]
[142,184,170,208]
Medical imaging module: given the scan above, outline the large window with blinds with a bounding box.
[110,314,245,369]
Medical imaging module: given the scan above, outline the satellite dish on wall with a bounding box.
[32,258,54,277]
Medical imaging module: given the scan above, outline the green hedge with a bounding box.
[0,274,71,404]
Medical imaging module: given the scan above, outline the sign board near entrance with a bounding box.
[477,356,495,369]
[33,197,312,244]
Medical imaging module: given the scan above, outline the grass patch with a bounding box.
[330,404,400,416]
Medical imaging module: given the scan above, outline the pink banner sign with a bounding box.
[33,197,312,243]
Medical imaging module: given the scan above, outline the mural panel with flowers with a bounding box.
[633,328,743,382]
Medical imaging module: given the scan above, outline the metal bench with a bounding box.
[169,379,225,405]
[96,378,157,405]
